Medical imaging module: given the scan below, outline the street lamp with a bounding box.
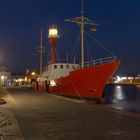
[31,72,36,76]
[1,76,5,80]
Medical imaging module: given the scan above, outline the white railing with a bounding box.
[79,56,118,69]
[47,56,118,69]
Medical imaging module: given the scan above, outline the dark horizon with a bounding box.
[0,0,140,76]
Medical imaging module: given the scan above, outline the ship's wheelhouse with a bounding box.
[42,63,79,81]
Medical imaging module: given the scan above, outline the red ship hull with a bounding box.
[48,60,120,98]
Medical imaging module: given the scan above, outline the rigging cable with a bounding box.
[70,32,81,62]
[85,31,116,57]
[85,35,93,61]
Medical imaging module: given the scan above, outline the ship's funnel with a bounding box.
[48,27,59,64]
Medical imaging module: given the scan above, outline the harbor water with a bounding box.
[103,85,140,113]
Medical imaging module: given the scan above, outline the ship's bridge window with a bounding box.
[66,65,69,69]
[60,65,63,69]
[54,65,57,69]
[72,65,75,69]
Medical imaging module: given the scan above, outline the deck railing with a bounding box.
[46,56,118,70]
[79,56,118,69]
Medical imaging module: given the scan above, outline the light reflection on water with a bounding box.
[113,86,125,100]
[103,85,140,112]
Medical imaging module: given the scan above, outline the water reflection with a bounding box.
[114,86,125,100]
[103,85,140,113]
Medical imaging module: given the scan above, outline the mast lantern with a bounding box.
[91,27,97,32]
[48,26,59,64]
[48,28,59,38]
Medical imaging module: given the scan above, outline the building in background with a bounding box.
[109,75,140,85]
[0,65,11,86]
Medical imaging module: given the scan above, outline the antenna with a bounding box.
[66,51,69,63]
[81,0,84,16]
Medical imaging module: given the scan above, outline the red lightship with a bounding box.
[38,1,120,99]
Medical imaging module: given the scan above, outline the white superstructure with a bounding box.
[42,63,79,81]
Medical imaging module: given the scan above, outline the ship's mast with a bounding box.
[37,28,45,76]
[65,0,99,68]
[40,28,43,75]
[81,0,84,68]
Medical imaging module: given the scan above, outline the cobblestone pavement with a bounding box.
[0,88,23,140]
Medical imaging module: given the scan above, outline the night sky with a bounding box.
[0,0,140,76]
